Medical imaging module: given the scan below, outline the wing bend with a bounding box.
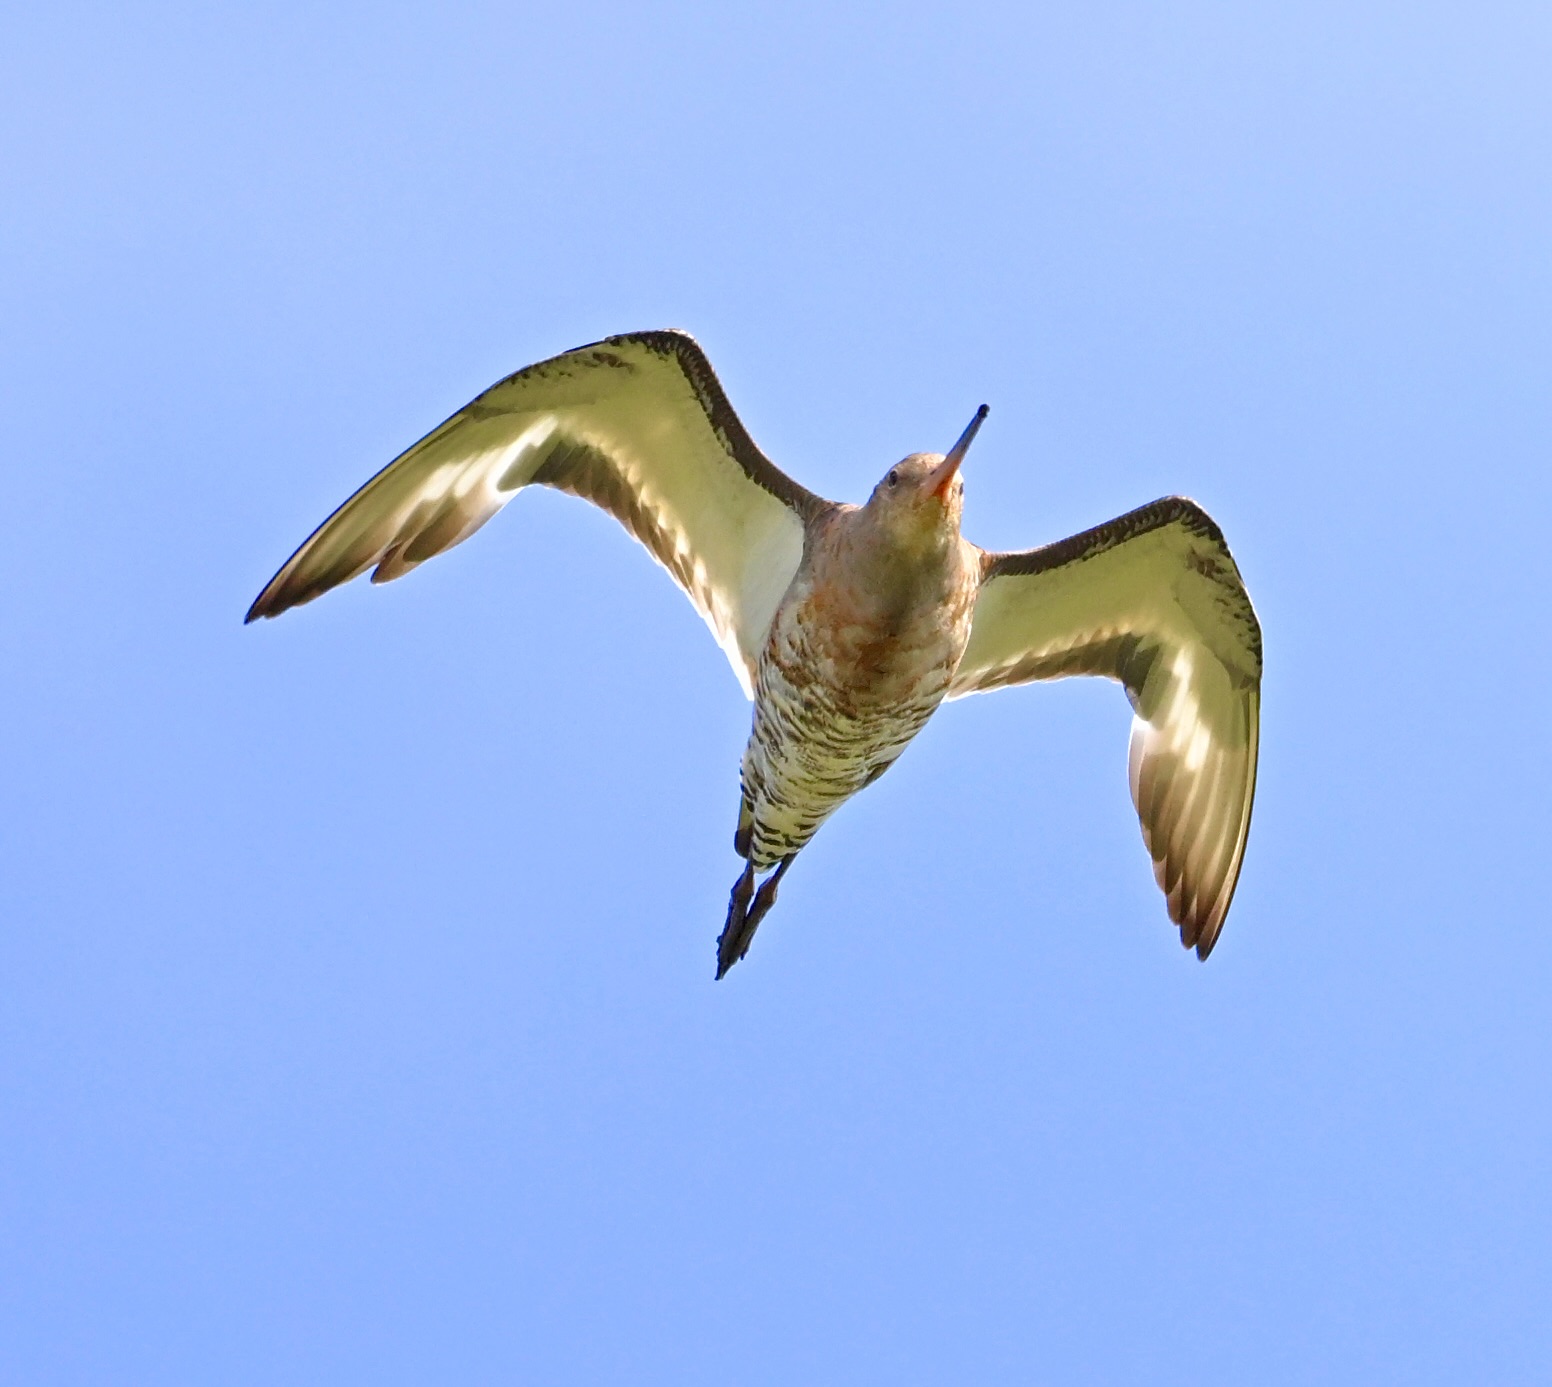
[246,330,830,697]
[953,497,1261,957]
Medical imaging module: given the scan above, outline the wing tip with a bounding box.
[244,572,322,624]
[244,588,280,624]
[1168,869,1239,961]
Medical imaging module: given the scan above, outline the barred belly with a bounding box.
[737,590,965,870]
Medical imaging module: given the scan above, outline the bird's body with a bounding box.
[740,486,980,871]
[249,330,1261,976]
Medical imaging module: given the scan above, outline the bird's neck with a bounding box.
[825,508,972,623]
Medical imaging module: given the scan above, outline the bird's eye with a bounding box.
[886,470,899,489]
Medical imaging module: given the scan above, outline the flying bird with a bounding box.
[248,330,1261,976]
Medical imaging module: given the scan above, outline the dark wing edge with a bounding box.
[633,331,826,523]
[245,329,826,626]
[962,496,1262,958]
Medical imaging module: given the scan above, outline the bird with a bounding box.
[247,329,1262,977]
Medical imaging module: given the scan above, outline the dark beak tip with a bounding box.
[944,404,990,467]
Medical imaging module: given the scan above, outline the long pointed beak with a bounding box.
[929,404,989,498]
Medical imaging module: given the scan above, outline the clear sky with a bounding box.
[3,2,1549,1382]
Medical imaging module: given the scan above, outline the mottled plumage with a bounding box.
[248,330,1262,977]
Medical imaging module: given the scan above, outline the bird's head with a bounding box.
[865,405,988,543]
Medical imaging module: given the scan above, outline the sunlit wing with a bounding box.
[952,497,1262,957]
[246,330,830,697]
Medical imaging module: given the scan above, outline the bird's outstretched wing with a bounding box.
[952,497,1261,957]
[246,330,829,696]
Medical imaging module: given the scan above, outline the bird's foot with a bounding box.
[717,862,756,978]
[715,856,792,979]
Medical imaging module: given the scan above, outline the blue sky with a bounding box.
[3,2,1549,1381]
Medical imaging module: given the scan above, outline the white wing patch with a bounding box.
[248,333,824,699]
[369,417,561,583]
[953,498,1261,957]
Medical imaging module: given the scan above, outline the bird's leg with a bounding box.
[748,854,793,930]
[716,854,794,979]
[717,861,757,980]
